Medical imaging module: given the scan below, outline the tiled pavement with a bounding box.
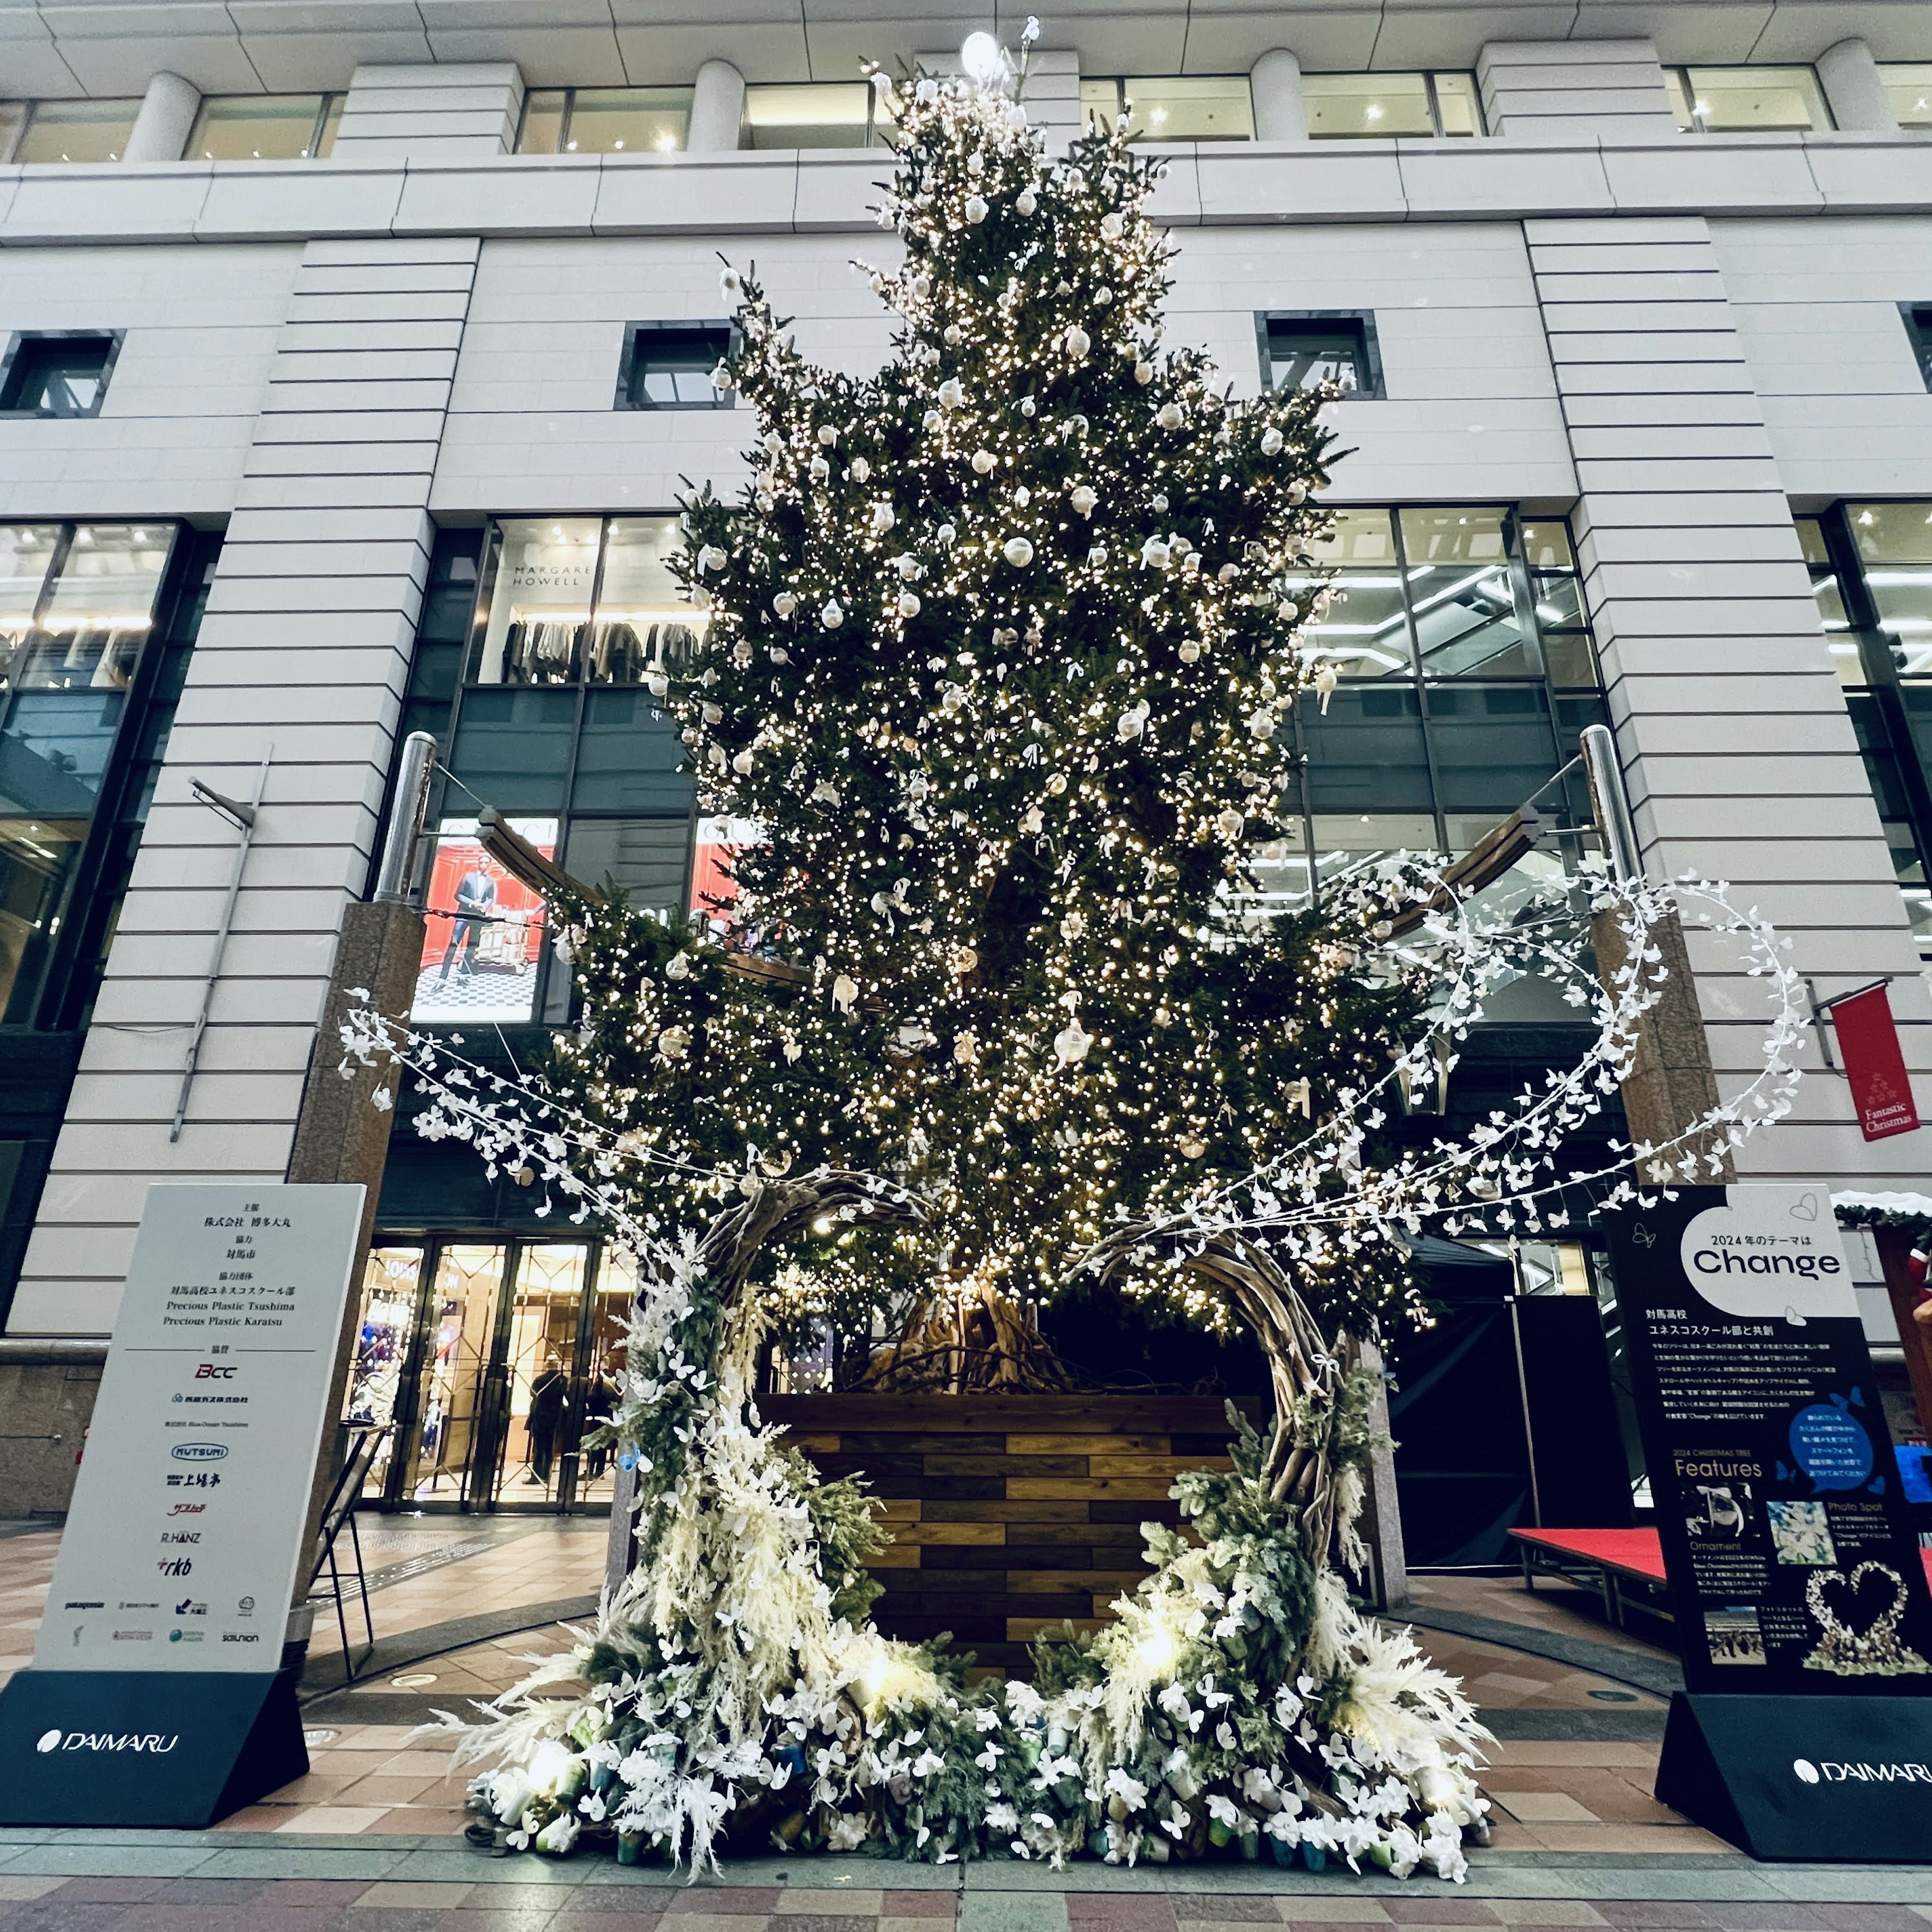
[5,1516,1930,1899]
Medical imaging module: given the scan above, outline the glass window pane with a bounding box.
[187,94,325,160]
[468,518,602,684]
[412,817,555,1023]
[1424,685,1558,812]
[1266,319,1366,394]
[571,689,692,811]
[1121,76,1254,142]
[1082,79,1123,134]
[1301,685,1431,814]
[347,1246,423,1497]
[1531,573,1585,630]
[1883,65,1932,128]
[1519,519,1574,570]
[404,1244,507,1500]
[1544,633,1601,689]
[1313,815,1443,896]
[1399,509,1538,678]
[564,87,691,154]
[624,328,730,411]
[1884,821,1932,957]
[18,100,141,164]
[565,815,690,908]
[0,102,27,166]
[0,690,124,809]
[1286,509,1411,679]
[0,527,60,651]
[518,88,568,154]
[1303,73,1434,139]
[590,517,707,682]
[745,83,869,148]
[1431,72,1483,136]
[447,688,575,808]
[315,94,344,157]
[505,1244,588,1501]
[0,814,88,1021]
[1245,823,1314,912]
[29,523,174,690]
[1848,502,1932,677]
[1682,66,1829,132]
[420,530,481,645]
[1,336,114,417]
[1663,69,1697,131]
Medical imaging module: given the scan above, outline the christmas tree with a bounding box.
[399,57,1512,1880]
[539,57,1437,1394]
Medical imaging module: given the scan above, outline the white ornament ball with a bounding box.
[822,599,845,629]
[818,424,839,446]
[1152,492,1169,512]
[647,671,671,695]
[937,522,957,545]
[710,361,735,390]
[1019,395,1036,417]
[1157,401,1184,431]
[832,974,859,1011]
[1117,701,1149,740]
[720,267,743,297]
[1087,544,1108,568]
[772,591,798,617]
[1014,484,1031,508]
[1261,426,1284,456]
[850,456,871,482]
[1215,808,1244,842]
[809,454,831,482]
[923,408,942,430]
[898,590,921,617]
[1140,537,1171,570]
[943,324,963,347]
[1065,326,1091,359]
[972,448,996,474]
[769,646,789,664]
[696,543,727,574]
[938,377,965,410]
[871,500,896,534]
[1003,536,1034,567]
[1070,485,1097,517]
[1045,772,1068,795]
[701,701,723,725]
[1100,211,1125,240]
[1060,911,1086,941]
[1179,641,1201,665]
[964,195,989,224]
[954,1030,979,1065]
[911,273,932,299]
[1054,1019,1092,1068]
[763,432,783,456]
[732,749,755,774]
[1134,360,1154,385]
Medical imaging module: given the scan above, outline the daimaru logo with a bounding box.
[170,1443,226,1463]
[35,1728,178,1755]
[1794,1756,1932,1784]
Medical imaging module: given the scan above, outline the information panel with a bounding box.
[35,1184,365,1674]
[1605,1183,1932,1694]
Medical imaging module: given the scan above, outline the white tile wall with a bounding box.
[1524,211,1932,1189]
[6,234,479,1337]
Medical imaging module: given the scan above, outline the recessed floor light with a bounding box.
[1587,1688,1638,1703]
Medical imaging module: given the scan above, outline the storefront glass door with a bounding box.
[345,1235,638,1512]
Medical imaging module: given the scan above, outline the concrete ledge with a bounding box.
[0,1338,108,1364]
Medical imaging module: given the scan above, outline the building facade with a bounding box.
[4,0,1932,1520]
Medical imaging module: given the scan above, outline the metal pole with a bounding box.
[172,747,272,1144]
[1579,722,1641,885]
[374,730,438,905]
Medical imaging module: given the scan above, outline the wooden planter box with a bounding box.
[761,1393,1257,1675]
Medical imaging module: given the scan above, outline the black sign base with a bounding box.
[1658,1692,1932,1860]
[0,1670,308,1827]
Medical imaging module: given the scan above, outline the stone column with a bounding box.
[1250,49,1308,142]
[686,58,746,153]
[123,71,201,163]
[1816,38,1899,133]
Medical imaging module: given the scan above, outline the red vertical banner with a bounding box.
[1830,983,1921,1142]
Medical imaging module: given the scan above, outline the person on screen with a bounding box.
[440,862,497,980]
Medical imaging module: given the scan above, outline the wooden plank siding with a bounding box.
[761,1394,1256,1675]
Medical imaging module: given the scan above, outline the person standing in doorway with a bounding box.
[441,860,497,980]
[526,1349,568,1487]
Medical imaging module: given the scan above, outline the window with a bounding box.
[0,521,211,1028]
[397,517,699,1028]
[516,87,692,155]
[1242,506,1603,914]
[1663,67,1832,132]
[1081,77,1255,142]
[12,99,141,164]
[1902,306,1932,391]
[1880,65,1932,129]
[1798,505,1932,964]
[1259,312,1382,399]
[744,82,895,148]
[0,333,122,419]
[0,102,25,165]
[184,93,341,160]
[615,323,735,411]
[1301,72,1484,139]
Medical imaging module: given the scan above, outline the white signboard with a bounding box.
[36,1184,365,1673]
